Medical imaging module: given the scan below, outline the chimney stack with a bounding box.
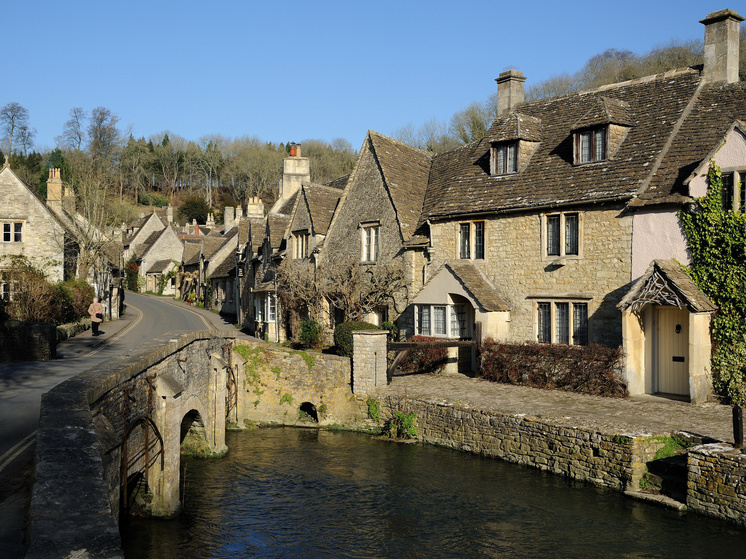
[701,9,744,83]
[224,206,235,230]
[246,196,264,218]
[46,168,63,213]
[166,204,174,224]
[496,70,526,116]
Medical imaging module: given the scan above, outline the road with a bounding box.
[0,292,231,558]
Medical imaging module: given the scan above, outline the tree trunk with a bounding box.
[733,405,743,448]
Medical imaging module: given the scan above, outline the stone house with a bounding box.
[138,226,183,294]
[319,130,433,327]
[1,164,124,319]
[401,8,745,403]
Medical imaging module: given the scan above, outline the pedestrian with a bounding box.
[88,297,104,336]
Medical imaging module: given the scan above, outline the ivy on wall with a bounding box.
[680,163,746,405]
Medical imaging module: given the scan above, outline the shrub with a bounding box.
[395,335,449,375]
[479,339,627,398]
[299,319,323,349]
[333,321,379,357]
[125,259,139,292]
[60,280,95,321]
[138,192,169,207]
[383,411,417,439]
[382,321,399,341]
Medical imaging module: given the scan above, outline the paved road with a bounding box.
[0,292,238,558]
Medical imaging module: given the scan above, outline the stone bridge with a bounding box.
[27,331,245,558]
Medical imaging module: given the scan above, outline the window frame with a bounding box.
[543,212,581,259]
[535,300,589,345]
[2,221,23,243]
[574,126,607,165]
[720,171,746,213]
[360,222,379,263]
[458,220,485,260]
[292,230,310,259]
[491,141,519,175]
[415,303,472,339]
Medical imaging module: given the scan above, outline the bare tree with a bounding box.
[0,102,29,156]
[58,107,87,150]
[87,106,121,165]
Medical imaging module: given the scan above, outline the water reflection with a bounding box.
[122,427,745,558]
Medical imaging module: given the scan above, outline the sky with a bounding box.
[4,1,731,153]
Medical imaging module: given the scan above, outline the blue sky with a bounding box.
[5,1,728,152]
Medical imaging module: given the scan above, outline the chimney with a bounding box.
[235,206,243,221]
[246,196,265,218]
[276,144,309,208]
[206,212,215,228]
[224,206,235,230]
[701,9,744,83]
[496,70,526,116]
[46,168,63,213]
[166,204,174,224]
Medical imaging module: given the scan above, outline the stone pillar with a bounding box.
[208,353,228,453]
[150,377,183,517]
[689,312,714,404]
[352,330,388,394]
[621,310,646,396]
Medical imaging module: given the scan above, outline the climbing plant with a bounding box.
[679,162,746,406]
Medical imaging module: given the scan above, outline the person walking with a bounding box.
[88,297,104,336]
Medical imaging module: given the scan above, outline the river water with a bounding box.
[121,427,745,558]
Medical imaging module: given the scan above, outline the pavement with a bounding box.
[384,373,735,444]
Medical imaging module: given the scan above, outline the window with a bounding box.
[415,304,472,338]
[361,223,379,262]
[292,231,310,259]
[254,293,277,323]
[575,127,606,164]
[492,142,518,175]
[545,212,580,257]
[536,301,588,345]
[2,222,23,243]
[459,221,485,260]
[0,279,11,302]
[721,172,746,213]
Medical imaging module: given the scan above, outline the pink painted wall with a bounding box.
[631,209,691,280]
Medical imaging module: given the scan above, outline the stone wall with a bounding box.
[688,443,746,525]
[428,203,633,346]
[376,394,661,491]
[234,340,367,427]
[0,321,56,362]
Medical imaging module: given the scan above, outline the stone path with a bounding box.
[382,373,734,444]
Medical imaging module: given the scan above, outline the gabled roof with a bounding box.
[487,113,543,142]
[325,173,350,190]
[445,262,510,312]
[302,184,342,235]
[617,259,716,314]
[182,241,202,266]
[423,68,704,220]
[633,80,746,206]
[146,259,176,274]
[247,217,265,253]
[368,131,433,241]
[275,190,299,216]
[210,251,238,279]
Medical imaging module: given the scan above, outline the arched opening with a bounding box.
[299,401,318,422]
[180,409,210,455]
[120,416,164,517]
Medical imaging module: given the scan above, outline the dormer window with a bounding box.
[491,142,518,175]
[575,127,607,164]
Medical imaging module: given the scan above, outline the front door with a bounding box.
[656,307,689,396]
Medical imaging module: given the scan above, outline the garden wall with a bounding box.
[688,443,746,525]
[0,320,56,362]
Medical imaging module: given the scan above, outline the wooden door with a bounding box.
[656,307,689,395]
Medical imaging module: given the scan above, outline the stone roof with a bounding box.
[182,241,202,266]
[247,217,265,252]
[267,213,290,250]
[422,69,704,220]
[633,80,746,206]
[202,236,226,261]
[325,173,350,190]
[275,190,299,216]
[303,185,342,235]
[445,262,510,312]
[146,259,176,274]
[617,259,716,313]
[487,113,543,142]
[368,131,433,241]
[210,251,238,279]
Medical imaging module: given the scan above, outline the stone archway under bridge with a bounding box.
[617,259,717,404]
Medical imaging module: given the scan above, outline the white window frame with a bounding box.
[360,223,379,263]
[535,300,589,345]
[458,220,485,260]
[254,293,277,323]
[415,303,471,339]
[1,221,23,243]
[543,212,581,259]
